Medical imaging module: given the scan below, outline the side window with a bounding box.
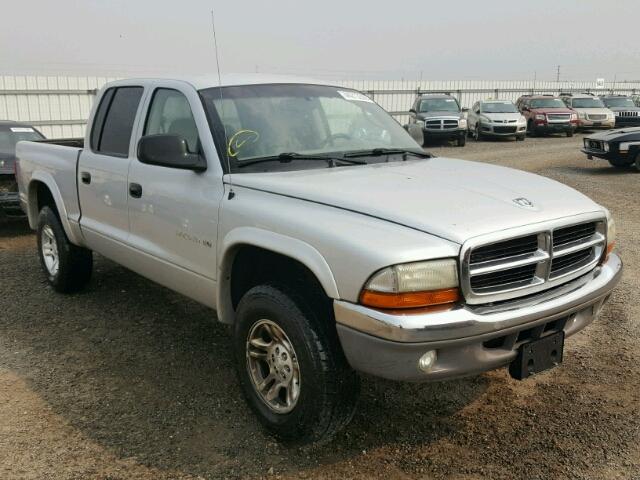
[144,89,199,153]
[90,88,115,150]
[95,87,144,156]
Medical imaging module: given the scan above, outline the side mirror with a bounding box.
[409,108,417,114]
[138,134,206,171]
[461,107,469,113]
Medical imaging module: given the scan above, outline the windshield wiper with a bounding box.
[343,148,432,160]
[236,152,367,169]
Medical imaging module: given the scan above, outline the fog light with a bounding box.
[418,350,437,372]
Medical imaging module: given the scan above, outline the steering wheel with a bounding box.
[320,133,351,147]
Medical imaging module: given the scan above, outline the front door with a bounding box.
[126,87,223,305]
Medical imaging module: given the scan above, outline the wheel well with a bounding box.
[32,181,59,219]
[230,245,332,315]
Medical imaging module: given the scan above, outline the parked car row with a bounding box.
[407,92,640,146]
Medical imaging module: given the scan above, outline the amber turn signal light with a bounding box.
[359,287,461,310]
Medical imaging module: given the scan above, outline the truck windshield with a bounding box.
[604,98,635,108]
[0,127,43,157]
[481,102,518,113]
[200,84,421,172]
[572,98,605,108]
[419,98,460,112]
[530,99,566,108]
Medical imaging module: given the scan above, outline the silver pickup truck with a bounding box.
[16,75,622,444]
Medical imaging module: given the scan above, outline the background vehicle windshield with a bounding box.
[604,98,635,108]
[530,98,566,108]
[419,98,460,112]
[0,126,43,158]
[200,84,421,172]
[481,102,518,113]
[572,98,605,108]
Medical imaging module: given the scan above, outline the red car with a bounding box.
[516,95,578,137]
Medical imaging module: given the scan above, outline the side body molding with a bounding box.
[28,171,85,246]
[216,227,340,324]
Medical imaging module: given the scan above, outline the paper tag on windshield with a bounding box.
[338,90,373,103]
[10,127,34,133]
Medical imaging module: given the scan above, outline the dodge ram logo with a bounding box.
[513,197,534,208]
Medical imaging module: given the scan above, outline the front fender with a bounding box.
[216,226,340,324]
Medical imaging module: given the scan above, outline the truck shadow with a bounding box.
[0,253,489,479]
[0,218,32,238]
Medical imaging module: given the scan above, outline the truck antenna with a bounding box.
[210,9,234,199]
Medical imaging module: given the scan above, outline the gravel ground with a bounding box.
[0,133,638,480]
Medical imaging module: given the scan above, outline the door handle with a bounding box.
[129,182,142,198]
[80,171,91,184]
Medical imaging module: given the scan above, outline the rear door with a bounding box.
[78,86,145,250]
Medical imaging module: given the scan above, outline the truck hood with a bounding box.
[232,158,603,244]
[417,111,463,120]
[608,106,640,113]
[587,126,640,141]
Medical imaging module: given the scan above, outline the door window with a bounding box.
[144,89,200,153]
[93,87,144,156]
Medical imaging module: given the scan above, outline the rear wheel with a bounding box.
[635,152,640,172]
[37,206,92,293]
[234,284,359,445]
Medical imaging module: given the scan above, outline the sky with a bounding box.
[2,0,640,82]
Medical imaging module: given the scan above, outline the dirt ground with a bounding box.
[0,133,638,480]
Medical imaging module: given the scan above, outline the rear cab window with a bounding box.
[90,86,144,156]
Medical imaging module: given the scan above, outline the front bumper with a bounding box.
[0,176,23,218]
[423,128,466,139]
[480,123,527,137]
[532,122,576,134]
[577,118,615,129]
[334,253,622,382]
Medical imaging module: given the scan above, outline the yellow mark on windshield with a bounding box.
[227,129,260,157]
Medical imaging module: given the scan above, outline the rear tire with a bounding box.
[37,206,92,293]
[233,284,359,445]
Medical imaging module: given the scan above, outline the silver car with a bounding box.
[467,99,527,141]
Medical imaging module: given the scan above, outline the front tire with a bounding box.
[37,206,92,293]
[475,125,483,141]
[233,284,359,445]
[566,130,574,138]
[608,157,634,169]
[457,134,466,147]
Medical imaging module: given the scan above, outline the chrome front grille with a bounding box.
[425,118,459,130]
[588,114,607,121]
[547,114,571,123]
[618,111,639,117]
[461,217,606,304]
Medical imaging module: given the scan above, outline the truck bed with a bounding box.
[15,140,84,231]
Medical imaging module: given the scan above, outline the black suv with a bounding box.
[600,95,640,127]
[0,121,45,219]
[408,94,467,146]
[582,126,640,170]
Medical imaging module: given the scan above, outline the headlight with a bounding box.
[360,259,460,309]
[416,120,425,127]
[608,113,615,120]
[603,142,610,152]
[571,113,578,121]
[535,114,546,120]
[519,115,527,124]
[459,118,467,128]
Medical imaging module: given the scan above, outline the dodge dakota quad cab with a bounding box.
[582,126,640,170]
[16,76,622,444]
[599,95,640,128]
[0,121,44,219]
[408,93,467,146]
[466,99,527,141]
[516,95,578,137]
